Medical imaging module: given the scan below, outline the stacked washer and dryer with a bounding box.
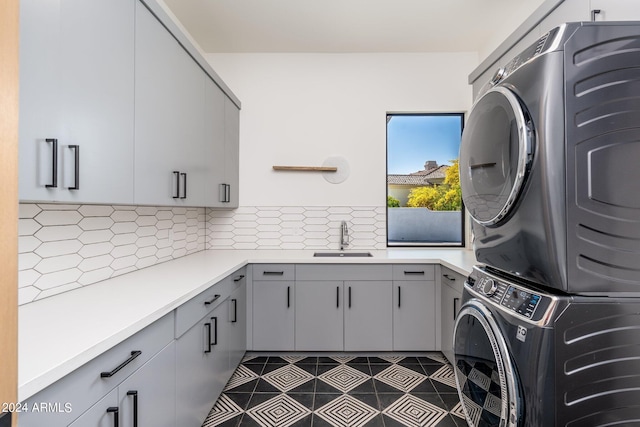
[455,22,640,427]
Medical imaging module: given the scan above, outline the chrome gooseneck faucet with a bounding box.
[340,220,350,250]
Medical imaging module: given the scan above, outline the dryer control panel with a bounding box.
[466,267,555,323]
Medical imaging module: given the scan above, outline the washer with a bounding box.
[459,22,640,295]
[454,265,640,427]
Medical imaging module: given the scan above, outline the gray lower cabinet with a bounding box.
[253,281,295,350]
[115,342,176,427]
[175,302,228,427]
[294,279,393,351]
[295,281,344,351]
[440,267,464,364]
[228,275,247,373]
[393,281,436,351]
[67,389,118,427]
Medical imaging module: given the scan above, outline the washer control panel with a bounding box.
[466,267,553,322]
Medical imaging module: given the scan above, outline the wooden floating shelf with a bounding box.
[272,166,338,172]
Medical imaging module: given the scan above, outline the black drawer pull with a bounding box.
[348,286,352,308]
[68,144,79,190]
[287,286,291,308]
[173,171,180,199]
[404,271,425,275]
[180,172,187,199]
[231,299,238,323]
[233,275,245,282]
[443,274,456,282]
[204,322,212,353]
[107,407,119,427]
[212,316,218,345]
[100,351,142,378]
[263,271,284,276]
[45,138,58,188]
[336,286,340,308]
[453,297,460,320]
[126,391,138,427]
[398,286,401,308]
[204,294,221,305]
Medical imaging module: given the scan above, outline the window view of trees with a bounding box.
[387,114,464,246]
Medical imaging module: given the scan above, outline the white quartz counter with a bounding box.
[18,248,476,401]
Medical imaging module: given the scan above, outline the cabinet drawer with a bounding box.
[296,264,392,281]
[441,266,466,291]
[175,269,246,338]
[252,264,295,281]
[392,264,435,281]
[20,313,174,427]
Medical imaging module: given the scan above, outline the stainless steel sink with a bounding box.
[313,252,373,257]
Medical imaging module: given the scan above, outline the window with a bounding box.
[386,113,465,247]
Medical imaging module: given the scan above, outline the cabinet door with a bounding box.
[223,97,240,208]
[253,281,295,351]
[227,281,247,374]
[68,389,118,427]
[204,78,227,207]
[19,0,134,204]
[117,342,176,427]
[344,281,393,351]
[591,0,640,20]
[175,314,222,427]
[393,281,436,351]
[441,282,462,365]
[134,1,206,207]
[295,281,343,351]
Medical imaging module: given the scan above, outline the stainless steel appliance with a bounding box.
[454,266,640,427]
[460,22,640,295]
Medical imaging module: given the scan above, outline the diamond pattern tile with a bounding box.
[430,364,458,389]
[261,364,315,392]
[202,394,244,427]
[224,365,260,391]
[315,394,379,427]
[382,394,448,427]
[317,364,371,393]
[374,364,428,392]
[246,394,311,427]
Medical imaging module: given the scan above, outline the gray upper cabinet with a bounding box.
[19,0,135,204]
[222,97,240,208]
[134,1,207,207]
[204,79,227,207]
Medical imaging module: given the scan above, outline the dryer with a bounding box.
[453,265,640,427]
[460,22,640,295]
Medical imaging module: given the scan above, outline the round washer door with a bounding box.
[453,300,522,427]
[459,86,534,226]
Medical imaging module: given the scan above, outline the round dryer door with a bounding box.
[453,300,522,427]
[460,86,534,226]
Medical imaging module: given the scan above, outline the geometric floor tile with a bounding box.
[314,394,379,427]
[242,355,258,363]
[202,394,244,427]
[450,401,467,420]
[430,364,458,389]
[424,353,449,364]
[329,355,357,364]
[261,364,315,392]
[373,364,428,392]
[461,393,484,427]
[317,364,370,393]
[246,394,312,427]
[279,355,308,363]
[378,355,406,363]
[223,364,260,391]
[382,394,448,427]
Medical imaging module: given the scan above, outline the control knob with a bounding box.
[482,278,498,296]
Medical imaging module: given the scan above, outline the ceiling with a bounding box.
[161,0,546,54]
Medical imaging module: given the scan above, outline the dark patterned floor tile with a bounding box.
[266,356,291,364]
[314,394,381,427]
[368,363,390,376]
[225,379,259,394]
[437,393,462,411]
[422,364,446,376]
[398,356,421,365]
[402,363,428,375]
[294,356,318,365]
[350,379,377,394]
[377,392,443,410]
[242,356,269,365]
[238,413,313,427]
[317,357,341,365]
[207,414,242,427]
[430,380,458,393]
[223,392,254,411]
[367,356,393,364]
[348,363,372,376]
[253,379,281,393]
[434,414,463,427]
[347,356,370,364]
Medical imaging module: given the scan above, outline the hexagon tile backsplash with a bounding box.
[18,204,386,305]
[18,203,206,305]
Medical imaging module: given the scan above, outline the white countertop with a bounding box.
[18,248,477,400]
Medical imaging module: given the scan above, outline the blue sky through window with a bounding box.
[387,114,462,174]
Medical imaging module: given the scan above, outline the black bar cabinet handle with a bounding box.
[212,316,218,345]
[348,286,352,308]
[180,172,187,199]
[591,9,601,21]
[45,138,58,188]
[404,271,424,275]
[204,294,221,305]
[231,299,238,323]
[100,351,142,378]
[126,391,138,427]
[336,286,340,308]
[204,322,212,353]
[107,407,119,427]
[173,171,180,198]
[287,286,291,308]
[263,271,284,276]
[398,286,401,308]
[233,275,245,282]
[453,297,460,320]
[68,144,79,190]
[443,274,456,282]
[219,183,226,203]
[225,184,231,203]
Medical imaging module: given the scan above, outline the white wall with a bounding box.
[205,53,477,207]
